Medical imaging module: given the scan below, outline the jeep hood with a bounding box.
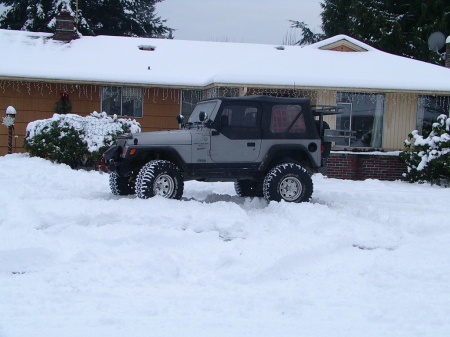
[131,130,192,146]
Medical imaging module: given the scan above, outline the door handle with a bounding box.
[247,142,256,147]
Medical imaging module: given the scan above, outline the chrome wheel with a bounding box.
[153,173,175,197]
[279,176,302,201]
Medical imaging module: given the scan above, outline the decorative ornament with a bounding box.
[55,92,72,114]
[2,115,15,127]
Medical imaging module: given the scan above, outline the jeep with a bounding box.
[103,95,341,203]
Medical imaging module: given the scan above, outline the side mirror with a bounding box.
[199,111,207,122]
[176,115,185,125]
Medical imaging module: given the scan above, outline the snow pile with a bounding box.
[25,111,141,153]
[1,154,450,337]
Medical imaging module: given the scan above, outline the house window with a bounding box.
[417,95,450,136]
[181,88,240,121]
[336,92,385,148]
[101,86,143,117]
[181,90,203,121]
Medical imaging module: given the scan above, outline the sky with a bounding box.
[156,0,323,45]
[2,153,450,336]
[0,1,323,45]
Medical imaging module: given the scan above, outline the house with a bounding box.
[1,16,449,180]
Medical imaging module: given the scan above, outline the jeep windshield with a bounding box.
[187,101,218,125]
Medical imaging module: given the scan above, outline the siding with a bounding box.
[141,88,180,132]
[0,81,181,156]
[0,81,98,156]
[315,90,337,128]
[383,93,417,150]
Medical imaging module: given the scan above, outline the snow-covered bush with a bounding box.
[400,114,450,186]
[24,112,141,168]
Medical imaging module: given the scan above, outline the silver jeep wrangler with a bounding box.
[103,95,340,203]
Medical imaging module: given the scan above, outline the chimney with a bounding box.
[446,36,450,68]
[53,11,78,41]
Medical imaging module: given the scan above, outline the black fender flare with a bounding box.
[258,144,319,172]
[103,145,122,163]
[126,146,189,172]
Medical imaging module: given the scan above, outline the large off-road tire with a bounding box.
[109,172,135,195]
[263,163,313,203]
[234,179,264,198]
[135,160,184,200]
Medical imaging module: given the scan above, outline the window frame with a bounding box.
[101,86,143,118]
[335,92,385,149]
[417,95,450,136]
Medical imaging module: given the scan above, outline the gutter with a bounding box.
[1,76,450,96]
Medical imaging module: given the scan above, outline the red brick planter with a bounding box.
[325,152,406,181]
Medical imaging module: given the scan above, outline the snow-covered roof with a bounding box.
[1,29,450,93]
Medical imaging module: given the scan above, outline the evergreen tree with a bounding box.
[289,20,325,46]
[318,0,450,65]
[320,0,353,37]
[0,0,55,32]
[0,0,172,38]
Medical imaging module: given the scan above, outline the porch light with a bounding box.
[3,106,16,126]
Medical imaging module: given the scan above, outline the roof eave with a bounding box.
[208,82,450,96]
[1,76,450,96]
[0,75,203,90]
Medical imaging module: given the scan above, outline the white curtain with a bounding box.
[370,94,384,148]
[416,96,426,133]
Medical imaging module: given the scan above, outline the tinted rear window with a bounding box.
[270,105,306,134]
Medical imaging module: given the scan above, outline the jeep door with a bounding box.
[209,102,262,162]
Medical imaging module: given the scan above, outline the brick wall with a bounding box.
[325,152,406,181]
[446,43,450,69]
[53,11,77,41]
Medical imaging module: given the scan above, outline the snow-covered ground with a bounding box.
[1,154,449,337]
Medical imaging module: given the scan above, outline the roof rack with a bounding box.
[312,105,343,137]
[311,105,343,116]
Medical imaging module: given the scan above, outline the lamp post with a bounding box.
[2,106,16,154]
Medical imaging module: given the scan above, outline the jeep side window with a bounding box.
[216,104,261,139]
[243,107,258,126]
[270,105,306,134]
[220,106,258,127]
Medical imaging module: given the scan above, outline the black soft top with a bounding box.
[202,95,311,105]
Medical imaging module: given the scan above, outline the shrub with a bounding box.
[400,114,450,186]
[24,112,141,168]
